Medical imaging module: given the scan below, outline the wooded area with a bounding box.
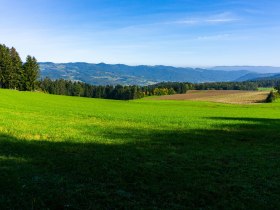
[0,44,39,91]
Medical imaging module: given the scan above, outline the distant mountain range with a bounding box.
[39,62,280,85]
[210,66,280,73]
[247,74,280,81]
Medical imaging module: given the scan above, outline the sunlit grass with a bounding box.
[0,88,280,209]
[258,87,275,91]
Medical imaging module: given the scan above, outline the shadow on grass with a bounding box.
[0,117,280,209]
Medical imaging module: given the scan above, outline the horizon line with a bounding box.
[38,61,280,68]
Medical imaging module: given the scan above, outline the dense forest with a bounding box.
[1,44,280,100]
[38,79,186,100]
[38,79,280,100]
[0,44,39,91]
[39,78,145,100]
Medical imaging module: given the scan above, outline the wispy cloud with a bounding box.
[243,9,265,15]
[169,12,239,26]
[196,33,231,40]
[195,33,252,41]
[205,18,237,23]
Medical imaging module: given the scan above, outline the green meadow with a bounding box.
[257,87,276,91]
[0,88,280,209]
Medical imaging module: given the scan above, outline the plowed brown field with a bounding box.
[147,90,270,104]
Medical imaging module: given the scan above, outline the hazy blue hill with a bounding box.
[40,62,252,85]
[211,66,280,73]
[235,73,278,82]
[247,73,280,81]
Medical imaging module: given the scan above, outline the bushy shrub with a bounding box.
[266,91,277,103]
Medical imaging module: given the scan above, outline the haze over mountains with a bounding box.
[210,66,280,73]
[40,62,280,86]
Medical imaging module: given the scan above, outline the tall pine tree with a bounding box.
[0,44,12,88]
[22,56,40,91]
[9,47,22,89]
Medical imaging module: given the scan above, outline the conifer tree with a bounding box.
[0,44,12,88]
[9,47,22,89]
[22,55,40,91]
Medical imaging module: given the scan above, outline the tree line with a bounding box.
[39,78,145,100]
[249,78,280,89]
[38,79,275,100]
[0,44,39,91]
[193,81,258,90]
[146,80,270,93]
[38,79,185,100]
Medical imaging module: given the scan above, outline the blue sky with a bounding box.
[1,0,280,66]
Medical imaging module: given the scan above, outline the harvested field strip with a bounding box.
[147,90,270,104]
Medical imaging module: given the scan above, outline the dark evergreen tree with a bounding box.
[22,56,40,91]
[9,47,22,89]
[0,44,12,88]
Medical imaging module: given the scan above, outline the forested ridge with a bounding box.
[1,44,280,100]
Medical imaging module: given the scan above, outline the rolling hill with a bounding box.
[234,72,279,82]
[39,62,280,86]
[248,73,280,81]
[210,66,280,73]
[39,62,252,85]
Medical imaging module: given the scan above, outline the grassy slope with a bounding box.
[0,89,280,209]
